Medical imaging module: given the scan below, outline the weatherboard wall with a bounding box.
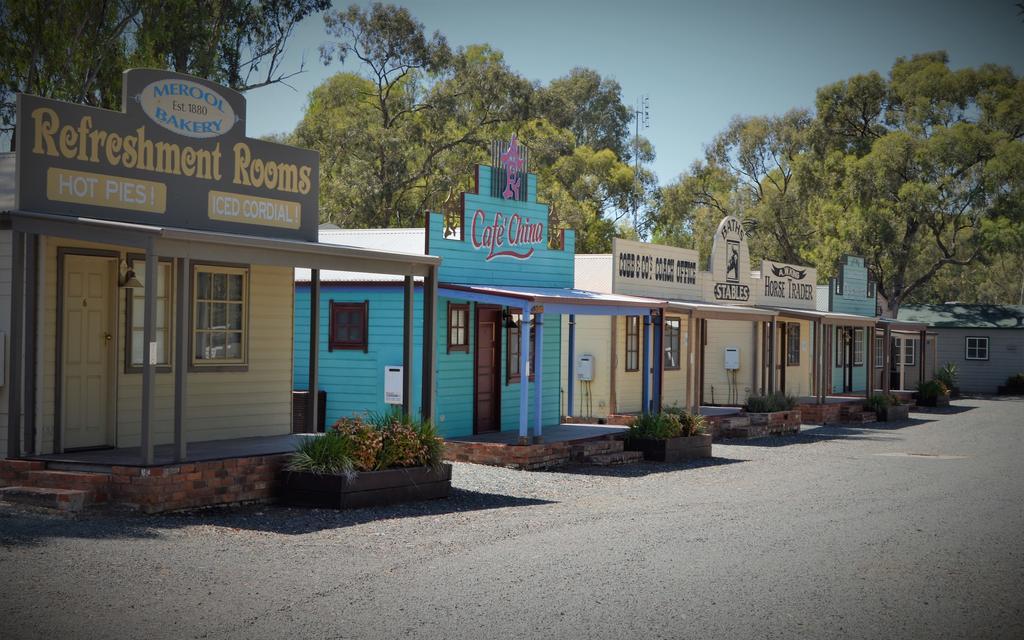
[826,257,876,394]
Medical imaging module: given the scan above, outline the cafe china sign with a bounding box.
[16,68,319,242]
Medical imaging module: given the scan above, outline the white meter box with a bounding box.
[384,365,403,405]
[724,347,740,370]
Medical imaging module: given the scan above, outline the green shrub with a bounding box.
[864,393,893,412]
[917,379,949,401]
[745,392,797,413]
[935,363,958,390]
[663,405,707,436]
[288,412,445,475]
[286,431,357,476]
[1005,373,1024,392]
[628,412,682,440]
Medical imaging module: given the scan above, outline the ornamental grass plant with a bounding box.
[745,392,797,413]
[628,408,707,440]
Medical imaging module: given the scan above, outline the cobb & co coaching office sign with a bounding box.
[612,237,700,300]
[755,259,817,309]
[16,68,318,242]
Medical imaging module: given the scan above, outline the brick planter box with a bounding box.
[747,410,801,434]
[282,464,452,509]
[876,404,910,422]
[625,435,712,462]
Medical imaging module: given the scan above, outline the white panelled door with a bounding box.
[62,255,116,449]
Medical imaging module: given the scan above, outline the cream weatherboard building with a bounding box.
[1,70,439,512]
[562,216,876,420]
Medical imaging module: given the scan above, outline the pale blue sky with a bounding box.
[245,0,1023,186]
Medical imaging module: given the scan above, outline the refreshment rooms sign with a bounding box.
[16,68,318,242]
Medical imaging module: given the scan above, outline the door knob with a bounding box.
[104,333,113,342]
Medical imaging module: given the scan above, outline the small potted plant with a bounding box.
[916,379,951,408]
[282,411,451,509]
[624,407,712,462]
[864,393,908,422]
[935,363,960,398]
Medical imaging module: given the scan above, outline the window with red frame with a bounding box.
[329,301,368,352]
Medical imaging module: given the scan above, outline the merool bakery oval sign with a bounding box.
[140,79,236,139]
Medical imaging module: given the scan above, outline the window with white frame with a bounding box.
[127,258,172,370]
[853,328,864,366]
[965,336,989,360]
[874,335,884,367]
[894,338,916,366]
[192,265,248,366]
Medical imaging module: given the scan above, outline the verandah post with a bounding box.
[533,310,544,443]
[140,249,157,465]
[566,314,575,418]
[641,314,650,414]
[518,307,530,445]
[308,268,320,433]
[174,256,190,462]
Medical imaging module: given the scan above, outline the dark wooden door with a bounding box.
[842,328,854,393]
[474,306,501,433]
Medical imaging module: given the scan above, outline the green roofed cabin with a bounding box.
[897,304,1024,394]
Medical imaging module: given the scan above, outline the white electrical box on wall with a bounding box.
[384,365,403,405]
[724,347,740,370]
[576,354,594,381]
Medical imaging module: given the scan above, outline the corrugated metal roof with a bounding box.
[574,254,612,293]
[296,227,427,283]
[898,304,1024,329]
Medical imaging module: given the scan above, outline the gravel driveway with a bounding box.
[1,397,1022,639]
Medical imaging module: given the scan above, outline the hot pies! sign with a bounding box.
[470,208,545,261]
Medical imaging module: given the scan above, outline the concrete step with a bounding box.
[718,416,751,428]
[0,486,88,512]
[587,450,644,466]
[23,470,110,503]
[570,439,624,460]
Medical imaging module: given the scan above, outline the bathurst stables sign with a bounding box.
[706,216,753,304]
[16,68,319,241]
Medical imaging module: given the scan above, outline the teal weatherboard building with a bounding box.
[817,255,877,394]
[294,139,661,440]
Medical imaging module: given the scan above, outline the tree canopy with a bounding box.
[0,0,329,147]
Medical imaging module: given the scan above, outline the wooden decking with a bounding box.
[22,434,308,468]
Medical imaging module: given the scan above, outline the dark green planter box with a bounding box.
[625,434,712,462]
[876,404,910,421]
[282,464,452,509]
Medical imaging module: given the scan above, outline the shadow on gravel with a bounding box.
[842,417,937,430]
[536,456,747,478]
[0,488,554,545]
[910,404,974,416]
[718,429,903,447]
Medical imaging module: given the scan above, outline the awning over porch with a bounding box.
[666,299,776,322]
[438,282,665,315]
[437,282,665,445]
[4,209,442,465]
[757,305,878,328]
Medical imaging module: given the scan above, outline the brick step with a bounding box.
[586,450,644,466]
[0,486,88,512]
[570,439,624,460]
[23,470,111,503]
[722,424,770,439]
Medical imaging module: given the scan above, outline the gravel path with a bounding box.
[1,397,1022,639]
